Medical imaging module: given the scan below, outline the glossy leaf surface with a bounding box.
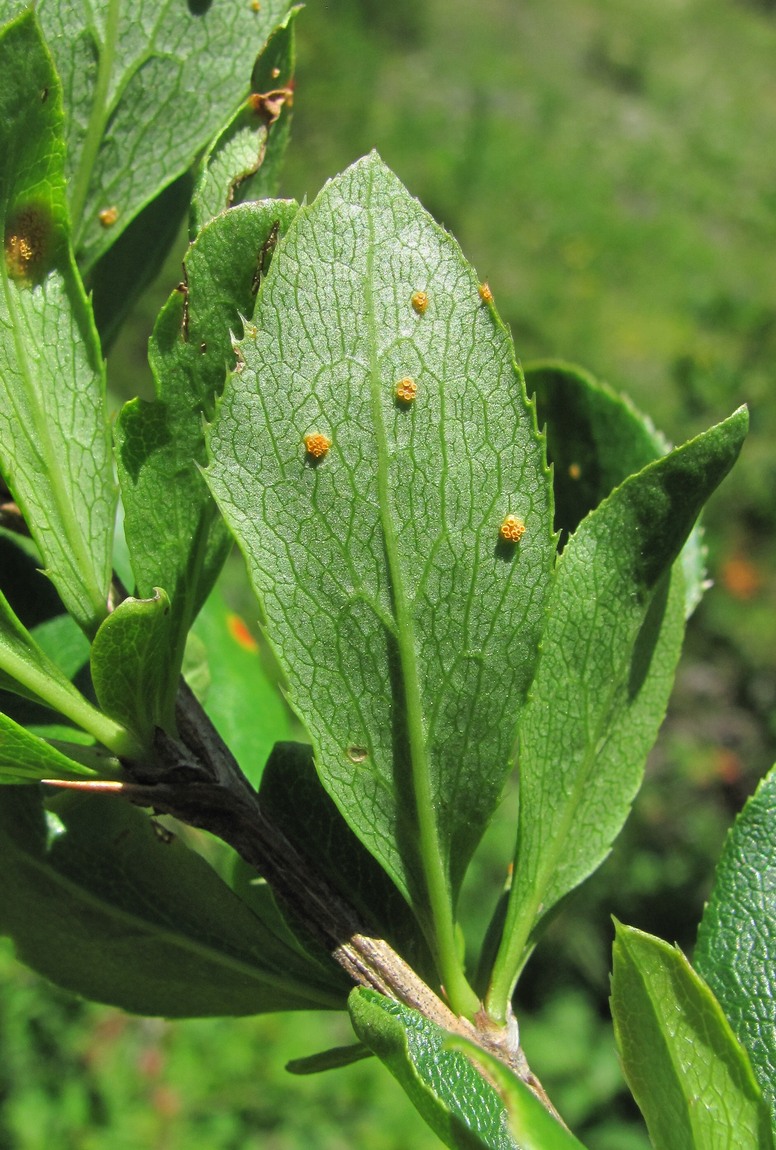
[611,923,773,1150]
[696,762,776,1133]
[526,360,706,617]
[349,988,516,1150]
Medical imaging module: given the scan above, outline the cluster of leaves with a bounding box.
[0,5,773,1149]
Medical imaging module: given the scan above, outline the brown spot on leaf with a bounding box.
[4,203,54,282]
[248,83,295,126]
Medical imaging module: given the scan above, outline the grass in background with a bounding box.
[4,1,776,1146]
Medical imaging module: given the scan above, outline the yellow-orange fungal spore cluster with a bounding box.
[304,432,332,459]
[499,514,526,544]
[395,377,417,404]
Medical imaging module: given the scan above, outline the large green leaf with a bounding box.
[349,988,516,1150]
[526,361,667,539]
[695,763,776,1131]
[205,154,555,1008]
[0,787,345,1016]
[0,0,297,272]
[611,923,773,1150]
[487,408,747,1014]
[0,9,115,636]
[115,199,299,689]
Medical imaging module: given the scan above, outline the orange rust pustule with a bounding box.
[304,432,331,459]
[4,203,55,282]
[499,514,526,544]
[395,377,417,404]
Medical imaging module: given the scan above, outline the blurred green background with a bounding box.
[2,0,776,1146]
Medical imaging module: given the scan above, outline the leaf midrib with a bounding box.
[69,0,122,237]
[362,166,475,1014]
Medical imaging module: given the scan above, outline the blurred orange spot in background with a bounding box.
[720,554,762,600]
[712,748,744,786]
[226,613,259,652]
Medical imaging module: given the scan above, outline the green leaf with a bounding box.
[115,199,299,690]
[527,360,706,617]
[190,7,298,235]
[0,9,115,636]
[257,742,436,981]
[0,0,299,272]
[0,712,97,783]
[90,588,176,744]
[187,587,292,785]
[90,173,193,352]
[526,360,667,538]
[0,787,346,1016]
[611,923,773,1150]
[0,587,137,757]
[444,1038,589,1150]
[695,762,776,1131]
[487,407,748,1013]
[349,988,517,1150]
[229,852,347,987]
[286,1043,373,1075]
[205,153,555,1011]
[30,614,91,682]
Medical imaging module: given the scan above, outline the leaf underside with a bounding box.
[205,152,555,933]
[0,0,298,270]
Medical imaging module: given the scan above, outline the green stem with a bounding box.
[68,0,122,241]
[0,650,143,761]
[364,176,478,1020]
